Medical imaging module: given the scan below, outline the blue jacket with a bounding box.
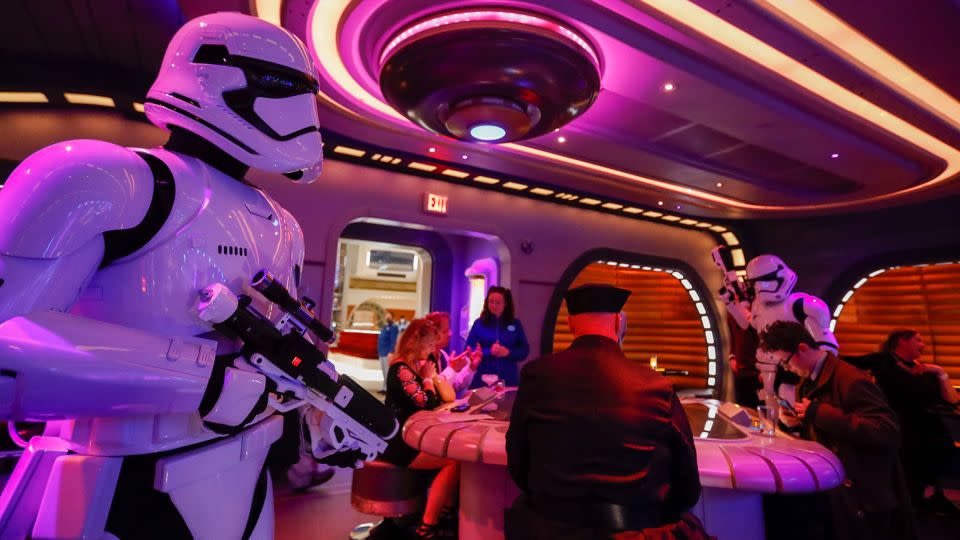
[466,316,530,388]
[377,322,399,357]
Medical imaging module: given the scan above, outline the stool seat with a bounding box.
[351,461,432,517]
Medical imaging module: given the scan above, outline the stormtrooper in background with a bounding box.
[0,12,393,539]
[715,251,838,413]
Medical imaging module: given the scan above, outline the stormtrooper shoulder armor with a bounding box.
[789,293,831,327]
[0,140,157,259]
[790,292,839,350]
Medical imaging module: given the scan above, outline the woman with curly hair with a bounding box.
[381,318,458,539]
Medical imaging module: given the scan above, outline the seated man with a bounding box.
[760,321,915,540]
[505,284,710,539]
[846,329,959,515]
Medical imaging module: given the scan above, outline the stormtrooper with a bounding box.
[0,12,396,540]
[713,248,838,410]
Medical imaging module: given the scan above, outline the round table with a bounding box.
[403,389,844,540]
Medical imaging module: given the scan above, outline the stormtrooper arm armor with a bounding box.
[721,299,751,331]
[0,141,267,428]
[710,246,751,329]
[0,140,153,320]
[790,293,839,353]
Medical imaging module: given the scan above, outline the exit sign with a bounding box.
[424,193,448,215]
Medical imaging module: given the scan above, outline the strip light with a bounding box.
[332,146,365,157]
[381,10,600,68]
[755,0,960,134]
[0,92,47,103]
[253,0,282,25]
[64,93,115,107]
[442,169,470,178]
[638,0,960,208]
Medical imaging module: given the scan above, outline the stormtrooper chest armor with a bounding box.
[71,148,305,338]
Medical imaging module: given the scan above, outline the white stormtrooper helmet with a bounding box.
[145,12,322,183]
[745,254,797,303]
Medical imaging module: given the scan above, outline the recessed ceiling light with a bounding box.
[716,182,723,188]
[461,154,468,159]
[469,124,506,141]
[830,152,839,158]
[662,82,676,92]
[657,201,664,206]
[428,147,436,153]
[557,136,566,143]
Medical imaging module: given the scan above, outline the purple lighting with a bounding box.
[380,10,600,69]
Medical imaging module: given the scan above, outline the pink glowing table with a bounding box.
[403,391,843,540]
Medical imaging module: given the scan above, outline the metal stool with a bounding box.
[349,461,433,539]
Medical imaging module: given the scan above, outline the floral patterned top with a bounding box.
[382,359,440,466]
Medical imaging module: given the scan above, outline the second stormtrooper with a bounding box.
[713,248,838,410]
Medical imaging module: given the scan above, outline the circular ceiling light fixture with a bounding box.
[469,124,508,142]
[379,9,601,144]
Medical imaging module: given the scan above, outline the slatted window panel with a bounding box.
[835,264,960,386]
[553,263,708,389]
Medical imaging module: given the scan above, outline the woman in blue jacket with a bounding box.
[467,286,530,388]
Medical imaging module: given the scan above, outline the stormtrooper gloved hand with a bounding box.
[198,354,275,434]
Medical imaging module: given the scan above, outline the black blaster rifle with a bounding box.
[711,245,752,304]
[198,269,397,466]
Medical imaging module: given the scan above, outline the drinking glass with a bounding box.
[481,374,499,389]
[756,405,778,437]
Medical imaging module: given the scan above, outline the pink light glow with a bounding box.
[380,10,600,69]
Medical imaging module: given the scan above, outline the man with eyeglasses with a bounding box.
[712,250,838,432]
[759,321,914,540]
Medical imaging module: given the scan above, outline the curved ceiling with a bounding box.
[1,0,959,218]
[281,0,960,217]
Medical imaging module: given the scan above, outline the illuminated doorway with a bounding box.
[832,262,960,386]
[549,256,719,393]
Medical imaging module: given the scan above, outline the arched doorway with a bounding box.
[832,262,960,386]
[546,253,720,394]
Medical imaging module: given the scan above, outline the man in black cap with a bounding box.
[505,284,710,539]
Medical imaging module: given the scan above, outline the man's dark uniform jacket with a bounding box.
[845,350,956,501]
[798,352,915,540]
[505,335,709,539]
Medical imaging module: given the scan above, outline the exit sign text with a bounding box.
[424,193,448,215]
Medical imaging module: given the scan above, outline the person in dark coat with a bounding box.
[376,312,399,392]
[845,329,959,515]
[505,284,711,540]
[759,321,916,540]
[466,286,530,388]
[726,318,761,408]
